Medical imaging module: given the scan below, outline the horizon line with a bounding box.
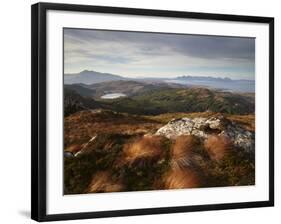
[64,69,255,81]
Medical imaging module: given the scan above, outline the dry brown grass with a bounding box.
[170,135,200,169]
[144,111,215,123]
[172,135,199,159]
[122,136,166,166]
[162,168,202,189]
[227,114,255,132]
[86,171,124,193]
[204,135,232,161]
[64,110,162,148]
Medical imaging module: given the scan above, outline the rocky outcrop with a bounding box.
[155,115,254,152]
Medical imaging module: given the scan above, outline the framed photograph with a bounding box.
[31,2,274,222]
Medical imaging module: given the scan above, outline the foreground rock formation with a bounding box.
[155,115,254,152]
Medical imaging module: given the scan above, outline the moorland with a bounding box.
[64,71,255,194]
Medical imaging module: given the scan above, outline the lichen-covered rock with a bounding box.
[155,115,254,152]
[155,118,194,138]
[206,115,226,130]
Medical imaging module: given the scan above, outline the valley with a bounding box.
[64,80,254,116]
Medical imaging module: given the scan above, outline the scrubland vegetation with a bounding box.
[64,83,255,194]
[64,112,255,194]
[64,83,255,117]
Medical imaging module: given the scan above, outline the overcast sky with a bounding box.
[64,28,255,80]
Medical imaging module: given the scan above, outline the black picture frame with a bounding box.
[31,2,274,222]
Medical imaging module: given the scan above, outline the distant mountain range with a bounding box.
[177,75,234,81]
[166,76,255,93]
[64,70,255,93]
[168,76,255,93]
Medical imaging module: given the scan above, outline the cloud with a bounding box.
[64,28,255,79]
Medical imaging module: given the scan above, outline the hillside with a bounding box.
[100,87,255,115]
[64,109,163,149]
[66,80,184,98]
[64,84,254,116]
[65,84,96,97]
[64,88,101,116]
[64,110,255,152]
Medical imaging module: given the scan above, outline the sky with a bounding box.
[64,28,255,80]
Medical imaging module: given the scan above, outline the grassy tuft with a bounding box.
[162,167,202,189]
[204,135,232,161]
[86,171,124,193]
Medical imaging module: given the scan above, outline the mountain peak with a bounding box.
[80,69,94,74]
[65,70,126,85]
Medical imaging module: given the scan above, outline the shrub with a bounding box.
[64,154,98,194]
[64,134,132,194]
[197,148,255,187]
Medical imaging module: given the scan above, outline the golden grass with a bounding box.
[204,135,232,161]
[163,168,202,189]
[172,135,199,159]
[86,171,124,193]
[227,114,255,132]
[64,111,162,148]
[122,136,166,164]
[170,135,201,169]
[143,112,215,123]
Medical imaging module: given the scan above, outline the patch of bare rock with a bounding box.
[155,115,254,152]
